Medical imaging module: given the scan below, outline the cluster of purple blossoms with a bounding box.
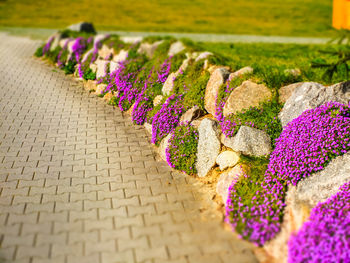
[71,37,88,63]
[151,94,184,144]
[131,58,173,125]
[42,36,54,56]
[288,182,350,263]
[57,39,71,68]
[79,39,101,75]
[226,102,350,246]
[165,124,199,174]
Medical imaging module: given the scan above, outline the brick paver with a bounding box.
[0,33,258,263]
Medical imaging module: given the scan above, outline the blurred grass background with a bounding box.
[0,0,334,37]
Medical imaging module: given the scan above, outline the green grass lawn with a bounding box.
[0,0,335,37]
[199,41,346,85]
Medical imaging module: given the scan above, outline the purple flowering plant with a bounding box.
[151,94,185,145]
[288,181,350,263]
[226,102,350,246]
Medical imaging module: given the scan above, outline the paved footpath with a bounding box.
[0,33,257,263]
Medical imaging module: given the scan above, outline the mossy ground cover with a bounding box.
[0,0,334,37]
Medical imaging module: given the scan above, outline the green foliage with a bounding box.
[255,66,303,92]
[108,96,119,107]
[34,45,43,57]
[173,59,210,110]
[167,124,199,175]
[83,68,96,80]
[146,101,164,124]
[311,47,350,82]
[63,59,76,74]
[45,46,62,63]
[230,155,270,235]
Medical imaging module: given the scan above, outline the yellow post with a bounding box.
[345,0,350,29]
[333,0,346,29]
[333,0,350,30]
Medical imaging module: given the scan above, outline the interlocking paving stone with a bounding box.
[0,32,258,263]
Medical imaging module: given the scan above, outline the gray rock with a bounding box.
[216,151,240,171]
[94,34,109,45]
[228,66,253,81]
[279,82,304,104]
[295,152,350,207]
[264,153,350,263]
[82,49,94,63]
[168,41,185,56]
[94,59,109,79]
[162,72,177,96]
[67,22,96,33]
[223,80,272,117]
[195,51,213,62]
[112,49,128,63]
[204,67,230,117]
[196,119,221,177]
[220,134,235,150]
[153,95,163,107]
[49,33,62,51]
[279,81,350,127]
[231,126,271,157]
[98,44,114,60]
[95,84,107,95]
[190,119,202,129]
[180,106,205,124]
[109,61,119,73]
[158,133,173,162]
[216,165,246,202]
[138,41,163,58]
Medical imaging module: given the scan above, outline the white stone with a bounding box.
[158,133,173,162]
[95,84,107,95]
[228,66,253,81]
[216,151,240,171]
[168,41,186,56]
[196,118,221,177]
[138,41,163,58]
[195,51,213,62]
[153,95,163,107]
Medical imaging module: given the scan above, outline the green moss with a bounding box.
[63,59,76,74]
[83,68,96,80]
[45,46,62,63]
[34,45,44,57]
[173,59,210,110]
[230,155,270,235]
[108,96,119,107]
